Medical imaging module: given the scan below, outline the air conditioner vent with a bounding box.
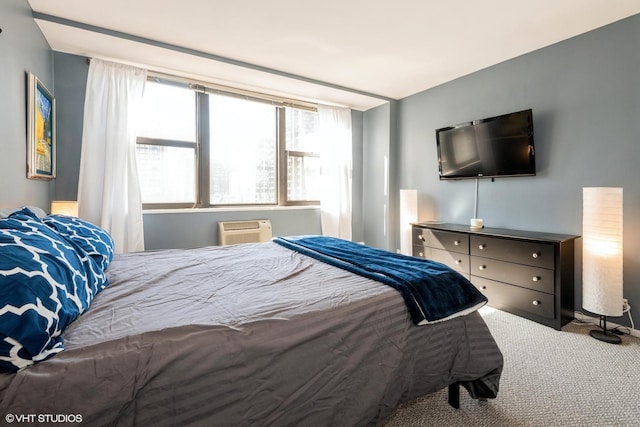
[221,220,261,231]
[218,220,272,245]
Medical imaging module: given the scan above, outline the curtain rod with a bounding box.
[146,69,320,110]
[86,58,320,110]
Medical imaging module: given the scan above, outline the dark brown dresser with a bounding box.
[412,222,579,330]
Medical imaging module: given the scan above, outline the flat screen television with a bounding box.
[436,109,535,180]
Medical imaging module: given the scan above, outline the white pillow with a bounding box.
[0,206,46,219]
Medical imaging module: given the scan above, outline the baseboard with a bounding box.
[573,311,640,339]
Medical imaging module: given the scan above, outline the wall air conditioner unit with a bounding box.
[218,220,272,246]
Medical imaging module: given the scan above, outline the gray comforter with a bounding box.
[0,242,502,426]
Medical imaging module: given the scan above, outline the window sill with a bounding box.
[143,205,320,215]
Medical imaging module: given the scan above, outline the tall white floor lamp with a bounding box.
[582,187,623,344]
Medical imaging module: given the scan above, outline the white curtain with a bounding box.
[318,105,352,240]
[77,59,147,253]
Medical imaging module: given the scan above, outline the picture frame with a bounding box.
[27,72,56,180]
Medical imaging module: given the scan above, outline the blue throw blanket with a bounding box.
[273,236,487,325]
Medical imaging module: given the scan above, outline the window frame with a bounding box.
[136,77,320,210]
[135,139,199,210]
[278,106,322,206]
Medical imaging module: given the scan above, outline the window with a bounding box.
[136,79,321,208]
[284,108,320,202]
[209,94,277,205]
[136,82,197,206]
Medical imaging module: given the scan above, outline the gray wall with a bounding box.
[53,53,87,201]
[144,208,321,249]
[351,110,365,243]
[0,0,53,210]
[362,102,392,250]
[52,52,364,250]
[376,14,640,328]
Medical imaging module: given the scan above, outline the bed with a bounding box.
[0,208,502,426]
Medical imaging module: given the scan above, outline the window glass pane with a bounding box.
[286,108,320,152]
[287,154,320,201]
[285,107,321,202]
[138,81,196,141]
[136,145,196,204]
[209,95,277,204]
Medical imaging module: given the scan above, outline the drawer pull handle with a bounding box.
[455,259,462,265]
[532,300,541,306]
[479,265,486,270]
[532,252,540,258]
[419,252,424,257]
[532,276,540,282]
[481,286,487,290]
[454,240,460,246]
[418,235,425,241]
[478,244,486,250]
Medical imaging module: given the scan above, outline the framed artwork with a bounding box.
[27,72,56,179]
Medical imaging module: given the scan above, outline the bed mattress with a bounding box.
[0,241,502,426]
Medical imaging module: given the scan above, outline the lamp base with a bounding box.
[589,329,621,344]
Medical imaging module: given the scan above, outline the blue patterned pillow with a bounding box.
[0,208,108,372]
[43,215,115,271]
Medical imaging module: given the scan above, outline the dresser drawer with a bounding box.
[470,256,554,294]
[414,246,469,275]
[472,276,555,320]
[413,228,468,254]
[470,235,554,269]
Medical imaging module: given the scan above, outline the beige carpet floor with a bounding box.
[383,307,640,427]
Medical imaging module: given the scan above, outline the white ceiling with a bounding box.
[29,0,640,111]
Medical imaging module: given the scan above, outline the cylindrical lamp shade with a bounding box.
[582,187,623,317]
[50,201,79,217]
[400,189,418,255]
